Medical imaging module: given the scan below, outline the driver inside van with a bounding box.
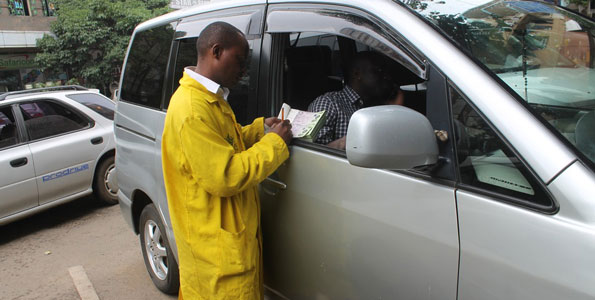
[161,22,293,300]
[308,51,396,150]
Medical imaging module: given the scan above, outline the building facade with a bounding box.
[0,0,59,92]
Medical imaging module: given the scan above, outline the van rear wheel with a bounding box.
[139,204,179,294]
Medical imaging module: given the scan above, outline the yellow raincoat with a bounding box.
[162,73,289,300]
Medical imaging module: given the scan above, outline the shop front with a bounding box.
[0,53,64,92]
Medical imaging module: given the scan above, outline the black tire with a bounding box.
[139,204,180,294]
[93,156,118,205]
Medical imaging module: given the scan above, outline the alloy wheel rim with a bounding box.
[144,220,168,280]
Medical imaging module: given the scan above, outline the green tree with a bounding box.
[35,0,170,94]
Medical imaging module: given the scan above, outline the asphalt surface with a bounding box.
[0,196,178,300]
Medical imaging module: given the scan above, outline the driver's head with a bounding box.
[345,51,393,106]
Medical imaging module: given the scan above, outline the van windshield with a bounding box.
[403,0,595,165]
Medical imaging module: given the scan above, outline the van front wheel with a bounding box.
[139,204,180,294]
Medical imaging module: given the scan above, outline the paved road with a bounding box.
[0,196,177,300]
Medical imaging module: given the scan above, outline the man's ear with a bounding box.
[212,43,223,59]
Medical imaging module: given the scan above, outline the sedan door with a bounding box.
[19,99,105,205]
[0,105,38,221]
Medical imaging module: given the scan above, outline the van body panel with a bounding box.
[115,0,595,298]
[261,146,459,299]
[457,166,595,299]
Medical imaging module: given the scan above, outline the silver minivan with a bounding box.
[115,0,595,299]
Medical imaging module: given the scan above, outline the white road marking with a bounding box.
[68,265,100,300]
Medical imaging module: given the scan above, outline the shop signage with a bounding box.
[0,54,38,70]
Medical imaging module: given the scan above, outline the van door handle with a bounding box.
[263,177,287,190]
[91,137,103,145]
[10,157,28,168]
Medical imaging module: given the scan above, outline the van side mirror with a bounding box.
[346,105,438,169]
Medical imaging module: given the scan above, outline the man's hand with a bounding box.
[270,119,293,145]
[265,117,282,127]
[327,136,346,150]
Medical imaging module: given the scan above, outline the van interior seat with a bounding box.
[285,45,342,111]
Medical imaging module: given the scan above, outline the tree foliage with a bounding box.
[35,0,170,93]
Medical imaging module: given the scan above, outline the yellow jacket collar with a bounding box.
[184,67,230,100]
[179,72,236,117]
[179,73,221,103]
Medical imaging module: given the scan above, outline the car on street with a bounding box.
[115,0,595,299]
[0,85,118,226]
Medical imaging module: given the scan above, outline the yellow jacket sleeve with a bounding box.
[241,117,265,148]
[180,115,289,197]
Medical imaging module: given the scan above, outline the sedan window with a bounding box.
[66,93,115,120]
[0,107,18,149]
[20,100,90,141]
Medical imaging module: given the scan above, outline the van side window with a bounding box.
[266,5,429,150]
[19,100,90,141]
[120,25,174,109]
[450,86,553,209]
[279,32,426,148]
[169,37,257,125]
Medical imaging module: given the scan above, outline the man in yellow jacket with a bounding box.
[162,22,293,299]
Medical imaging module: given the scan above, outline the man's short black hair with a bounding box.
[196,22,245,58]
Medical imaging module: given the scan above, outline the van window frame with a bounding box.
[448,82,557,213]
[164,5,266,125]
[262,3,458,181]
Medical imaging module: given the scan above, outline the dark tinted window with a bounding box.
[120,25,174,109]
[450,86,552,208]
[170,38,256,125]
[66,93,115,120]
[20,101,90,141]
[0,106,18,149]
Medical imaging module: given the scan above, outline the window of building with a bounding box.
[19,100,90,140]
[8,0,29,16]
[41,0,55,16]
[7,0,54,16]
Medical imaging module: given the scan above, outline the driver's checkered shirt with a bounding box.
[308,85,362,145]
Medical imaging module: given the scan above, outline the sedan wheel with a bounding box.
[93,156,118,205]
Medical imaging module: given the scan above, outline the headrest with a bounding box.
[285,46,332,74]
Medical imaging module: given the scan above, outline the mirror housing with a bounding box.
[346,105,438,169]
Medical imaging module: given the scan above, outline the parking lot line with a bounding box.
[68,265,100,300]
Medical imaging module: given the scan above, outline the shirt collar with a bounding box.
[184,67,230,100]
[343,85,362,106]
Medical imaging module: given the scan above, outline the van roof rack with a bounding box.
[0,85,89,101]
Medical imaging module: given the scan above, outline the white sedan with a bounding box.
[0,85,117,225]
